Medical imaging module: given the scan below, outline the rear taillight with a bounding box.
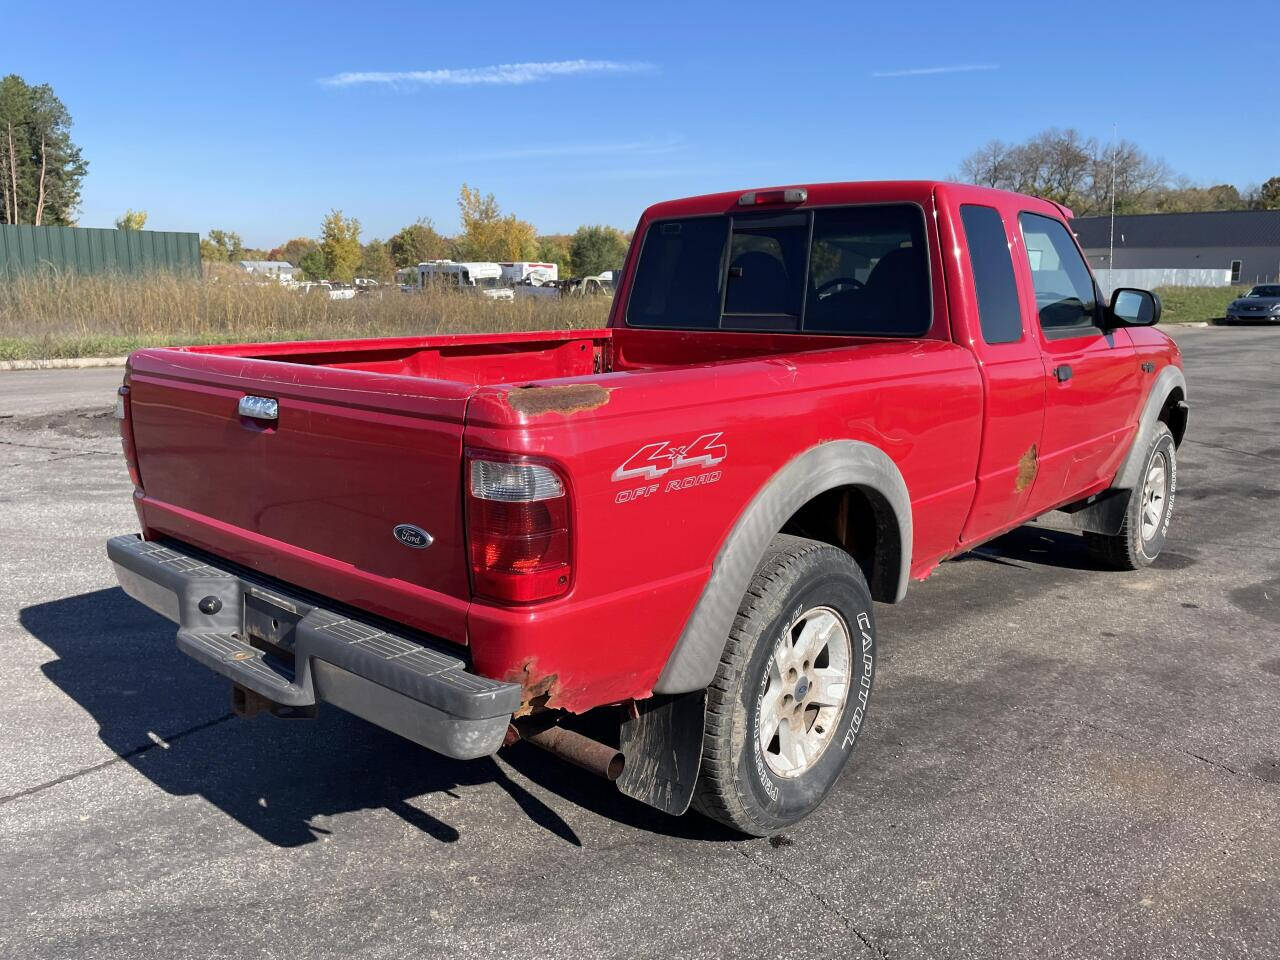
[115,384,143,490]
[466,454,571,604]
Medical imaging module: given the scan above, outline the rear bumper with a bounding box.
[106,534,521,759]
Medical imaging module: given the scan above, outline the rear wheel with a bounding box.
[692,535,876,836]
[1085,422,1176,570]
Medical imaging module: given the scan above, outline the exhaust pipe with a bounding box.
[511,722,625,781]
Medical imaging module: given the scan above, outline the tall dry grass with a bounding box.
[0,271,612,360]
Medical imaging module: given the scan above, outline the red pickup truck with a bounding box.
[108,181,1187,835]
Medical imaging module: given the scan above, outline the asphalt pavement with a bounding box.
[1,327,1277,960]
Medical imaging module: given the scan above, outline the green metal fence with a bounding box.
[0,224,202,279]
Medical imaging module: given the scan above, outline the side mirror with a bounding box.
[1108,287,1162,327]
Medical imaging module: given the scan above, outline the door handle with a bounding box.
[1053,364,1073,383]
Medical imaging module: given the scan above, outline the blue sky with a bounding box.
[10,0,1278,247]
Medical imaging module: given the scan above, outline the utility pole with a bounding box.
[1108,122,1118,288]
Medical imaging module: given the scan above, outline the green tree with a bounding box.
[569,225,629,277]
[1259,176,1280,211]
[536,234,574,277]
[454,184,539,261]
[200,229,243,262]
[388,218,449,267]
[320,209,362,282]
[298,247,326,281]
[358,238,394,281]
[114,209,147,230]
[0,74,88,225]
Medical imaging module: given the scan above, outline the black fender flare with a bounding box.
[653,440,912,695]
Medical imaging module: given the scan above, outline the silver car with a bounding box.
[1224,284,1280,323]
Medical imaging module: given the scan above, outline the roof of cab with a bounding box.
[640,180,1066,221]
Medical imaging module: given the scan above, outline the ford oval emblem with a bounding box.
[393,524,433,549]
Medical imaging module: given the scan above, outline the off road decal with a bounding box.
[613,432,727,504]
[612,432,727,482]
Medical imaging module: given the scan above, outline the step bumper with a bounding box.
[106,534,521,759]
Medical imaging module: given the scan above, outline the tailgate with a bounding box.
[126,348,476,643]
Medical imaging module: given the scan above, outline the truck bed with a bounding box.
[178,327,894,380]
[125,326,959,661]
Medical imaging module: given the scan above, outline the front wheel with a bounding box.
[691,535,876,836]
[1085,422,1176,570]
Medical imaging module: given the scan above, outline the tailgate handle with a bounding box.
[238,395,279,421]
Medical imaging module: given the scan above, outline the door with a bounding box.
[1016,211,1139,515]
[942,193,1047,543]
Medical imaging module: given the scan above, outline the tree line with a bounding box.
[959,128,1280,216]
[193,184,632,284]
[5,72,1279,268]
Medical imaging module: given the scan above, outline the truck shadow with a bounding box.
[960,522,1197,573]
[959,524,1100,572]
[20,588,727,849]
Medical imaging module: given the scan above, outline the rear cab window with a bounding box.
[626,204,931,336]
[1018,212,1102,336]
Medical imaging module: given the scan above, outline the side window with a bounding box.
[960,204,1022,344]
[1019,212,1099,333]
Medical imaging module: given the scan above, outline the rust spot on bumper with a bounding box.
[506,384,610,418]
[1015,443,1039,493]
[505,658,561,717]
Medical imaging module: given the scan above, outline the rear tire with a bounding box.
[1085,422,1176,570]
[691,535,876,836]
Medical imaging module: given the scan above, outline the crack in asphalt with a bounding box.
[0,449,116,471]
[1055,713,1274,787]
[0,713,235,807]
[0,437,81,453]
[47,450,116,461]
[1182,437,1280,463]
[736,845,895,959]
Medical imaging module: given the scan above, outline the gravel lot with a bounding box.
[1,327,1277,960]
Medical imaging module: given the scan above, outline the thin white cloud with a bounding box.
[872,63,999,78]
[320,60,655,88]
[454,137,683,162]
[584,167,719,180]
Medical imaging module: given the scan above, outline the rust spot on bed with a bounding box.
[505,658,562,716]
[1015,443,1038,493]
[506,383,610,417]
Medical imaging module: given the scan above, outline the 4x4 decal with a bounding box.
[612,432,728,482]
